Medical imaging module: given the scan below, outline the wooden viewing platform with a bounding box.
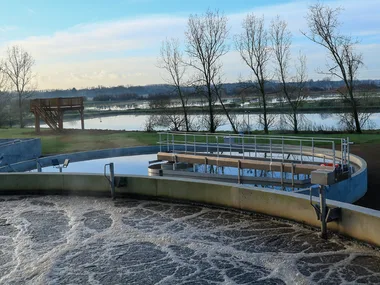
[30,97,84,132]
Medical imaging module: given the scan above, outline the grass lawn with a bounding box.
[0,128,379,155]
[0,128,157,155]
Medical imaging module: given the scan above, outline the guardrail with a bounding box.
[158,132,352,166]
[30,97,84,110]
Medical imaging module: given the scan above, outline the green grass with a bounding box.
[0,128,379,156]
[0,128,157,155]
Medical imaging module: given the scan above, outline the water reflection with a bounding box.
[37,113,379,131]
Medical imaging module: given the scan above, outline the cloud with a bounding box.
[34,56,162,89]
[1,0,379,89]
[5,15,187,62]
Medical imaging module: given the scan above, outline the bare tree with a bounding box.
[2,45,35,128]
[148,96,187,131]
[185,9,238,133]
[0,64,9,127]
[235,14,272,134]
[158,38,190,131]
[270,17,308,133]
[303,3,364,133]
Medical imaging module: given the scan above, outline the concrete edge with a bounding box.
[0,173,378,247]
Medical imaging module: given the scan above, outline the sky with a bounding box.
[0,0,379,90]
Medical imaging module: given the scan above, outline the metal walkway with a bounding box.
[153,132,353,187]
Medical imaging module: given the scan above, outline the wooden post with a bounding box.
[34,111,40,134]
[80,108,85,130]
[58,111,63,131]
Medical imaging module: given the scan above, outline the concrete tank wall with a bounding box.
[0,173,378,247]
[0,145,161,172]
[0,139,41,167]
[0,144,368,205]
[297,153,368,203]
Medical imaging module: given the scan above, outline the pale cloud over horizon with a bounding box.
[1,0,379,90]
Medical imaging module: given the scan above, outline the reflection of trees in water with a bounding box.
[320,113,333,120]
[276,114,309,131]
[338,112,375,131]
[140,111,378,132]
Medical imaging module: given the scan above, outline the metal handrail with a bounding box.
[158,131,347,142]
[157,132,351,167]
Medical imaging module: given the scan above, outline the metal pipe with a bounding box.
[229,135,232,156]
[332,141,336,166]
[37,160,42,173]
[194,134,196,155]
[110,163,115,199]
[269,138,272,162]
[347,137,350,166]
[242,136,245,159]
[282,137,284,162]
[319,185,327,239]
[172,133,174,153]
[185,133,187,153]
[206,134,208,154]
[159,133,162,152]
[291,163,295,187]
[216,136,219,158]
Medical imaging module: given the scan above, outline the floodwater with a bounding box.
[38,113,380,132]
[0,195,379,284]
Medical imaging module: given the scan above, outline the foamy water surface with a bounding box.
[0,195,379,284]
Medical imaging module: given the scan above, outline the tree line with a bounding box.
[158,3,368,134]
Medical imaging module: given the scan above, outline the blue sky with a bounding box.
[0,0,379,89]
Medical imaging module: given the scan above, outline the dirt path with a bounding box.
[351,144,380,210]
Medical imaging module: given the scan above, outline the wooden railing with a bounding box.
[30,97,83,111]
